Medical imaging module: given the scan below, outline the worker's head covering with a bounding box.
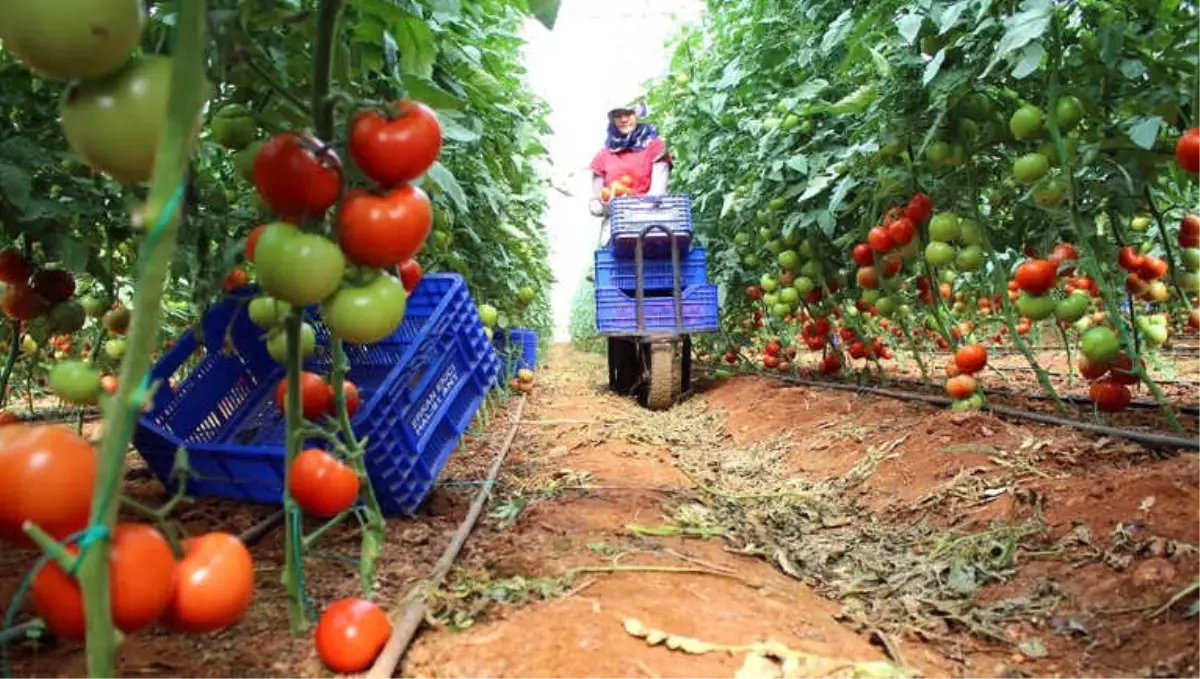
[605,101,658,152]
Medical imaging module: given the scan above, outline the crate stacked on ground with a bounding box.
[492,328,539,381]
[595,193,718,334]
[133,273,499,515]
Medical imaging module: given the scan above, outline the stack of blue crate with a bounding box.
[594,194,718,334]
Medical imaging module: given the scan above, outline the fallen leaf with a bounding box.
[1139,495,1156,512]
[736,653,783,679]
[1018,638,1047,659]
[623,618,648,638]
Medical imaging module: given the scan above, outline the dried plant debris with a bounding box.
[655,408,1067,653]
[621,617,918,678]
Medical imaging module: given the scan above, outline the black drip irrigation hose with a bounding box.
[698,368,1199,452]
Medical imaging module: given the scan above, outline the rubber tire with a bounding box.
[607,337,640,395]
[642,343,675,411]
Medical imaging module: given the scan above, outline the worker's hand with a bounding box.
[588,198,607,217]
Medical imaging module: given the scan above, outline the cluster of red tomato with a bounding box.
[851,192,931,292]
[508,368,536,394]
[599,174,634,203]
[0,250,86,335]
[241,100,442,347]
[944,343,988,408]
[0,424,254,640]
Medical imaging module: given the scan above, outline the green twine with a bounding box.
[1,183,187,677]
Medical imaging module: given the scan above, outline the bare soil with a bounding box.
[2,343,1197,678]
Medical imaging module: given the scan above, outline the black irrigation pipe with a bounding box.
[700,368,1199,452]
[0,509,289,650]
[987,364,1200,386]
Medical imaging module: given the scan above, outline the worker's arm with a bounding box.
[648,161,670,195]
[589,174,607,216]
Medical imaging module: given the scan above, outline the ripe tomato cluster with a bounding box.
[943,343,987,408]
[599,174,634,203]
[508,368,535,394]
[0,423,254,639]
[244,100,442,348]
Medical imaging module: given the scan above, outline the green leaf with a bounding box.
[828,175,858,214]
[426,162,469,212]
[1010,42,1044,79]
[820,10,854,54]
[52,232,91,272]
[439,114,482,143]
[922,49,946,86]
[0,162,33,211]
[401,74,463,109]
[786,155,809,174]
[896,13,923,45]
[937,1,968,34]
[981,0,1051,79]
[1126,116,1163,150]
[429,0,461,22]
[868,47,891,78]
[1119,58,1148,80]
[528,0,560,30]
[716,58,743,90]
[394,14,437,78]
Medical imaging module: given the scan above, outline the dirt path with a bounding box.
[2,343,1197,678]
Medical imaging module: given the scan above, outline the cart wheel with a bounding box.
[607,337,640,394]
[642,342,675,411]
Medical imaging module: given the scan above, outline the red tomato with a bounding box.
[856,266,879,289]
[851,243,874,267]
[337,185,433,269]
[905,193,933,223]
[30,269,75,303]
[100,374,118,394]
[161,532,254,633]
[349,101,443,188]
[1180,215,1200,248]
[245,225,265,261]
[2,285,47,320]
[0,248,32,285]
[944,361,960,377]
[326,380,361,418]
[0,411,19,426]
[763,354,780,369]
[1176,127,1199,174]
[764,340,781,356]
[880,255,903,277]
[1048,243,1078,267]
[818,353,841,374]
[867,226,893,252]
[945,374,977,400]
[315,598,392,673]
[1117,246,1145,272]
[252,132,344,220]
[398,259,422,292]
[954,343,988,375]
[289,449,360,517]
[30,523,177,640]
[0,425,96,547]
[1013,259,1057,295]
[274,372,334,420]
[1107,352,1141,386]
[886,217,916,246]
[1089,379,1131,413]
[224,267,249,292]
[1138,256,1169,281]
[1125,273,1149,295]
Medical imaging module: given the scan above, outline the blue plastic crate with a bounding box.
[594,247,707,292]
[595,284,719,335]
[493,328,538,381]
[609,194,693,259]
[133,274,499,515]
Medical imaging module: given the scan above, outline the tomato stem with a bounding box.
[1144,186,1193,313]
[280,312,309,635]
[20,522,78,572]
[301,508,355,551]
[73,2,209,675]
[0,320,21,409]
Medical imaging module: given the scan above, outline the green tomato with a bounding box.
[266,322,316,363]
[1032,177,1067,207]
[797,239,814,258]
[248,296,290,329]
[49,300,86,334]
[1016,292,1057,321]
[1177,269,1200,293]
[779,287,800,305]
[48,361,102,406]
[772,303,791,318]
[760,275,779,293]
[104,337,126,360]
[1141,322,1169,346]
[925,241,957,267]
[940,269,957,284]
[763,293,779,308]
[734,231,751,246]
[959,219,983,246]
[1013,152,1050,185]
[783,230,801,247]
[743,254,759,268]
[79,294,107,318]
[1130,215,1152,233]
[781,114,801,131]
[946,144,967,167]
[958,93,992,121]
[776,100,789,114]
[765,239,783,255]
[478,303,499,328]
[1037,136,1079,167]
[210,104,257,150]
[0,0,145,81]
[1009,104,1044,140]
[956,244,985,272]
[61,57,208,184]
[928,212,961,243]
[758,226,775,241]
[1181,247,1200,272]
[517,286,536,306]
[234,141,263,183]
[321,274,408,344]
[1072,316,1093,333]
[254,222,346,306]
[1080,326,1121,363]
[793,276,815,295]
[925,140,952,167]
[799,260,821,279]
[1053,95,1084,133]
[875,296,897,317]
[1054,292,1091,322]
[861,288,881,304]
[778,250,799,271]
[763,117,781,132]
[769,197,787,211]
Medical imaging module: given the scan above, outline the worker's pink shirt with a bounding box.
[590,138,670,196]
